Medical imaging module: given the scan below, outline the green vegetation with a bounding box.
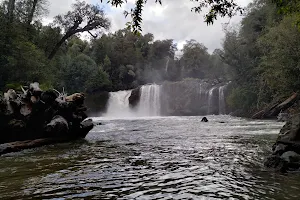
[0,0,232,94]
[222,0,300,116]
[1,0,300,117]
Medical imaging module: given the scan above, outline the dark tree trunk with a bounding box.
[4,0,16,58]
[7,0,15,23]
[48,20,102,60]
[27,0,38,26]
[48,33,72,60]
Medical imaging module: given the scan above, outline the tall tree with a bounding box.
[7,0,15,23]
[26,0,38,26]
[48,0,110,60]
[14,0,48,24]
[180,40,210,78]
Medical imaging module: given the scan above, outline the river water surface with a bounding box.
[1,115,300,199]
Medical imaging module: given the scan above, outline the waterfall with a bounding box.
[207,87,217,115]
[103,84,162,118]
[165,57,170,72]
[199,83,206,102]
[102,81,228,118]
[199,83,203,96]
[218,85,226,114]
[103,90,134,118]
[137,84,161,116]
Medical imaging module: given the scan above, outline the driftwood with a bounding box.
[0,82,94,150]
[0,138,68,155]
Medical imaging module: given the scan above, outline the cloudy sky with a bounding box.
[46,0,251,53]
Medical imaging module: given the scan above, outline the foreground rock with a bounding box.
[129,86,140,107]
[264,114,300,172]
[0,82,94,154]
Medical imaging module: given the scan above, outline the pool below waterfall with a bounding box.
[1,115,300,199]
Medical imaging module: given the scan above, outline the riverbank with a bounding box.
[0,82,93,151]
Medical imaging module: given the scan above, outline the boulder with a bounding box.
[277,113,300,142]
[129,87,140,107]
[77,119,94,138]
[265,113,300,172]
[280,151,300,163]
[44,115,69,137]
[201,117,208,122]
[264,155,287,172]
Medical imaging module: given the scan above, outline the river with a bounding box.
[1,115,300,199]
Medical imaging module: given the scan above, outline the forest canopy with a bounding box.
[1,0,300,117]
[0,0,233,93]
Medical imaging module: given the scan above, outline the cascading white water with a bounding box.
[218,85,226,114]
[103,84,162,118]
[207,87,217,115]
[199,83,203,96]
[137,84,161,116]
[103,82,227,118]
[165,57,170,72]
[103,90,134,118]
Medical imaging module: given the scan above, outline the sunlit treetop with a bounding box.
[100,0,244,33]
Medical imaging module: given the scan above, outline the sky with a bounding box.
[45,0,252,53]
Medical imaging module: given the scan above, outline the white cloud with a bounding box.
[106,0,252,52]
[43,0,93,24]
[45,0,252,52]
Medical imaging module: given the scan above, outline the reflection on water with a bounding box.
[0,116,299,199]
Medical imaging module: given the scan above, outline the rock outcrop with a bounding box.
[264,113,300,172]
[129,86,140,107]
[0,82,93,150]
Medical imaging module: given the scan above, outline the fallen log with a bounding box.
[252,93,298,119]
[0,82,94,148]
[266,93,298,118]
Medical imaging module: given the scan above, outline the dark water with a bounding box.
[1,115,300,200]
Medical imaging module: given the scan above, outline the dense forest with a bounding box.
[222,0,300,115]
[0,0,231,92]
[0,0,300,116]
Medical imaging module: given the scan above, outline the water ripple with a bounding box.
[0,116,298,200]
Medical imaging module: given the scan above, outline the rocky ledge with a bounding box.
[265,113,300,172]
[0,82,94,154]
